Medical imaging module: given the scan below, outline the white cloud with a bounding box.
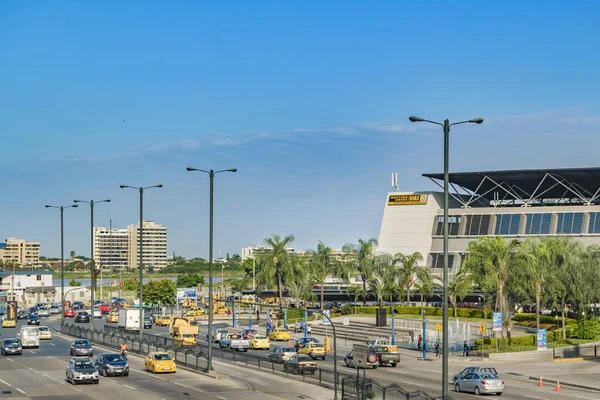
[180,139,200,149]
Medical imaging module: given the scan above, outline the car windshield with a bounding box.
[4,340,19,345]
[75,340,89,346]
[104,354,123,362]
[75,361,95,369]
[154,354,171,361]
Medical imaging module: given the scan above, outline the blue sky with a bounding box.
[1,1,600,258]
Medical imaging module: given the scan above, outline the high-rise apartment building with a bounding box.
[93,221,167,270]
[93,227,129,270]
[1,238,40,266]
[127,221,168,270]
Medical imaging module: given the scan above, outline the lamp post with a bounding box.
[120,184,163,343]
[186,167,237,372]
[409,115,483,399]
[45,203,78,327]
[74,199,111,331]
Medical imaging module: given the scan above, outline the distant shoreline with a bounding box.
[53,270,244,279]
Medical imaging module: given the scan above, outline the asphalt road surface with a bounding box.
[36,314,600,400]
[0,317,333,400]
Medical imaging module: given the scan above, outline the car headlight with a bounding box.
[74,372,82,378]
[93,372,99,377]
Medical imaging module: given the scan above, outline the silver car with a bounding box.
[268,347,296,363]
[453,367,498,383]
[455,372,504,395]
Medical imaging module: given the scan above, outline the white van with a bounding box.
[18,326,40,348]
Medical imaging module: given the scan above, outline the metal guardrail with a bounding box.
[61,323,447,399]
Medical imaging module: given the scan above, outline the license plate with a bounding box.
[163,367,170,370]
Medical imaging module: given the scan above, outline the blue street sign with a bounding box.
[537,328,547,351]
[322,309,331,325]
[492,312,502,331]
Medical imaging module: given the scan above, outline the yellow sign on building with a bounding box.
[388,194,428,206]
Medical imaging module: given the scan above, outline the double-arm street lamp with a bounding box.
[120,184,163,343]
[44,203,78,327]
[73,199,111,331]
[409,115,483,400]
[186,167,237,372]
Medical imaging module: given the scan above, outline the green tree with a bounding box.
[256,234,296,308]
[176,273,205,288]
[348,285,367,314]
[308,241,341,310]
[230,254,242,263]
[342,238,378,305]
[287,256,314,308]
[413,267,434,313]
[395,252,424,304]
[143,279,176,305]
[70,250,76,259]
[369,254,391,306]
[69,279,82,287]
[448,272,470,318]
[123,278,140,291]
[462,236,520,340]
[230,276,251,296]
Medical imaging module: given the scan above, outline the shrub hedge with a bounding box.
[351,306,488,319]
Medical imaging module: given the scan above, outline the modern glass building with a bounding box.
[378,167,600,274]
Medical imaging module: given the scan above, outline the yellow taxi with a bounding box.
[106,311,119,323]
[249,334,270,350]
[154,315,173,326]
[184,307,205,318]
[144,352,176,373]
[269,328,291,341]
[298,343,326,360]
[1,319,16,328]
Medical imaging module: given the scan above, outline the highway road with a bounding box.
[37,314,600,400]
[0,317,333,400]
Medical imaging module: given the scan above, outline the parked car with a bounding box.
[455,372,504,395]
[66,357,99,384]
[75,312,90,323]
[95,352,129,377]
[283,355,317,375]
[268,347,296,363]
[453,367,498,383]
[1,338,23,356]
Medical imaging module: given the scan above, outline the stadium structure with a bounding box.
[378,167,600,274]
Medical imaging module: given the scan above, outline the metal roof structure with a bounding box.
[423,167,600,208]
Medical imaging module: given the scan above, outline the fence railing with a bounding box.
[61,323,447,399]
[341,377,452,400]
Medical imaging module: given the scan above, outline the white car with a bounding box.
[38,308,50,317]
[38,326,52,340]
[92,308,102,319]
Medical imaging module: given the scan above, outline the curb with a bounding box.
[56,329,227,380]
[527,376,600,392]
[553,356,600,363]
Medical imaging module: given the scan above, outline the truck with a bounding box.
[18,326,40,348]
[366,338,401,367]
[169,317,198,346]
[118,308,140,331]
[219,333,249,351]
[2,301,17,328]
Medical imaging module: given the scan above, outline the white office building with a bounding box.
[127,221,168,270]
[93,227,129,271]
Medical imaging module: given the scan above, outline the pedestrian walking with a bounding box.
[417,335,423,350]
[256,308,260,322]
[463,340,469,357]
[434,342,440,357]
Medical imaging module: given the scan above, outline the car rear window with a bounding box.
[480,374,499,379]
[282,347,295,352]
[297,356,312,362]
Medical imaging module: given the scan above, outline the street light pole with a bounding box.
[120,184,162,344]
[45,203,78,327]
[74,199,111,331]
[186,167,237,372]
[409,115,483,400]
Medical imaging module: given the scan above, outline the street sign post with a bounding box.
[479,323,486,335]
[492,312,502,331]
[322,309,331,325]
[537,328,547,351]
[353,344,367,368]
[434,322,442,342]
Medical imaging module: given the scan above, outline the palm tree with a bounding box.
[287,256,314,309]
[342,238,378,305]
[413,267,435,312]
[462,236,520,339]
[395,252,424,305]
[348,285,366,314]
[369,254,391,306]
[256,234,295,308]
[448,272,470,318]
[308,241,340,310]
[517,238,552,331]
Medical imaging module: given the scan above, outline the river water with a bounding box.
[52,277,225,287]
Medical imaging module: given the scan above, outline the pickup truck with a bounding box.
[219,333,249,351]
[366,338,400,367]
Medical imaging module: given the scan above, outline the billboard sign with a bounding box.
[388,194,428,206]
[492,312,502,331]
[322,309,331,325]
[537,328,547,351]
[176,288,197,302]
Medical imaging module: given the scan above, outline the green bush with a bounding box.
[352,305,487,319]
[573,317,600,339]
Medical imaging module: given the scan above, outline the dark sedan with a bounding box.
[28,315,41,325]
[143,316,153,329]
[70,339,93,356]
[95,353,129,377]
[75,312,90,323]
[72,301,84,310]
[17,310,29,320]
[1,338,23,356]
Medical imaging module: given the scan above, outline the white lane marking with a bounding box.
[10,357,82,392]
[50,343,56,346]
[16,388,26,395]
[103,377,117,383]
[217,397,227,400]
[174,382,190,388]
[574,396,600,400]
[5,358,14,362]
[523,396,546,400]
[399,380,424,387]
[28,350,35,354]
[131,368,166,380]
[124,384,136,390]
[0,378,11,386]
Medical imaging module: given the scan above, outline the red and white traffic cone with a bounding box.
[537,377,543,387]
[555,381,560,392]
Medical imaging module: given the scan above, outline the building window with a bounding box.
[495,214,521,235]
[434,216,461,236]
[36,275,42,281]
[465,215,491,236]
[430,253,455,269]
[590,213,600,234]
[525,213,552,235]
[556,213,584,234]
